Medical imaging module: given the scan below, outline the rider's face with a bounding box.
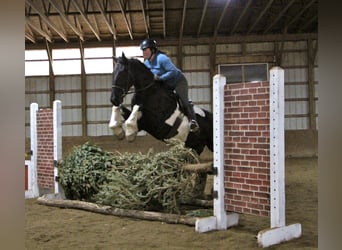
[142,48,152,60]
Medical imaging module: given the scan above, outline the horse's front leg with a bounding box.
[124,104,142,142]
[108,105,125,140]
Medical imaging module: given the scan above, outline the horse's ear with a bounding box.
[121,52,128,64]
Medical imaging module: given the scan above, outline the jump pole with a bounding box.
[257,67,301,247]
[195,74,239,233]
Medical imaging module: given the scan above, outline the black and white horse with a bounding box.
[109,53,213,155]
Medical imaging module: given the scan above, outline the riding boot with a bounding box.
[187,100,200,133]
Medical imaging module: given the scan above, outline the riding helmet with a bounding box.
[140,39,157,51]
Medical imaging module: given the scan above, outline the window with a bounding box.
[25,50,49,76]
[25,46,142,76]
[218,63,268,84]
[52,49,81,75]
[84,47,113,74]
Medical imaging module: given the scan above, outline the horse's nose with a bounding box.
[110,94,120,106]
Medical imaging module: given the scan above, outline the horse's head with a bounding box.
[110,52,133,106]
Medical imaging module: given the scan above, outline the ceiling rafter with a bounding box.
[26,17,52,42]
[25,23,36,43]
[161,0,166,38]
[89,0,101,35]
[179,0,187,40]
[26,0,68,42]
[47,0,84,41]
[109,15,117,40]
[246,0,274,35]
[25,0,318,45]
[117,0,133,40]
[213,0,232,37]
[263,0,296,34]
[70,0,101,41]
[95,0,115,35]
[196,0,208,37]
[298,14,317,33]
[286,0,316,30]
[230,0,253,35]
[139,0,149,36]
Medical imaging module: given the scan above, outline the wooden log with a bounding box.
[37,194,198,226]
[182,162,213,173]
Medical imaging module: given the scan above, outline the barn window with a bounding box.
[116,46,143,62]
[25,50,49,76]
[218,63,268,84]
[52,49,81,75]
[84,47,113,74]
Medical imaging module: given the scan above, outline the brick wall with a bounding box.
[36,109,54,191]
[224,82,270,217]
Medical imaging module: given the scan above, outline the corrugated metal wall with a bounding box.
[25,38,318,137]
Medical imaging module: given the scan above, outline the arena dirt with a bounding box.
[25,157,317,250]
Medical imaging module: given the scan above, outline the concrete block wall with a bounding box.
[224,82,270,216]
[36,108,55,192]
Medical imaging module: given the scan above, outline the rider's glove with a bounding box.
[154,74,161,81]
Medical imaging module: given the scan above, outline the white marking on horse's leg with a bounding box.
[109,105,125,139]
[194,105,205,117]
[125,104,141,142]
[165,109,182,126]
[172,117,190,142]
[164,107,190,142]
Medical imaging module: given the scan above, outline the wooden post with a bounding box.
[257,67,301,247]
[25,103,39,198]
[53,100,62,195]
[195,74,239,233]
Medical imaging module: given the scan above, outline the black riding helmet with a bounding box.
[140,39,157,52]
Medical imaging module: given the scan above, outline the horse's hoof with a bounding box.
[111,127,125,140]
[126,133,137,142]
[116,131,125,140]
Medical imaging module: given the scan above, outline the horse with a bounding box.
[109,52,213,155]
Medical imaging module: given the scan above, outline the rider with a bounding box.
[140,38,200,133]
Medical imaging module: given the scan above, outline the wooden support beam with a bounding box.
[247,0,274,34]
[139,0,149,35]
[263,0,296,34]
[26,0,69,42]
[71,0,101,41]
[230,0,253,35]
[117,0,133,40]
[79,39,88,136]
[307,38,317,130]
[197,0,208,37]
[26,17,52,42]
[47,0,84,41]
[45,40,55,107]
[286,0,316,29]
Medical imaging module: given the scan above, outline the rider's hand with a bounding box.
[154,74,161,81]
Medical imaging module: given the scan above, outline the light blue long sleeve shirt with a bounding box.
[144,51,181,89]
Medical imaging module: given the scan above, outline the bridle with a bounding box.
[112,61,156,99]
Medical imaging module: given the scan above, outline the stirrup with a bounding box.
[189,120,200,133]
